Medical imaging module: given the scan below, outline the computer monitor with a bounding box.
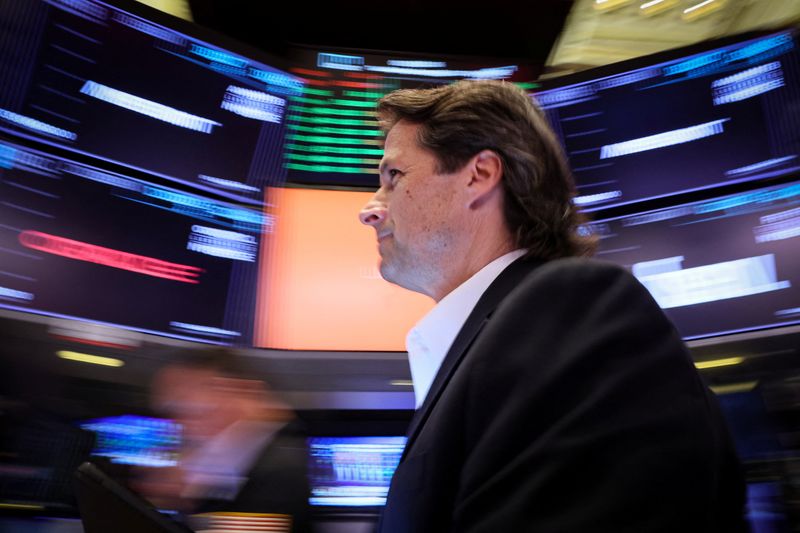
[307,436,407,507]
[534,29,800,211]
[283,46,538,187]
[588,179,800,339]
[0,0,303,204]
[80,415,181,468]
[0,138,264,344]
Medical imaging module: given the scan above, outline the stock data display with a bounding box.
[0,0,303,204]
[81,415,181,468]
[284,48,538,187]
[0,139,264,344]
[535,30,800,211]
[307,436,406,507]
[589,180,800,339]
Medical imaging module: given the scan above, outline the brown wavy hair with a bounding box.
[377,80,596,260]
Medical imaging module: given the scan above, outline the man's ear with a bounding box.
[466,149,503,210]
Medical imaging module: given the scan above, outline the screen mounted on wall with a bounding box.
[535,30,800,211]
[0,0,303,204]
[0,138,263,344]
[588,179,800,339]
[255,187,433,351]
[282,47,539,188]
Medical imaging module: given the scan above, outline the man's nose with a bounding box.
[359,195,387,227]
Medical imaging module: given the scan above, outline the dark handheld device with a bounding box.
[73,462,194,533]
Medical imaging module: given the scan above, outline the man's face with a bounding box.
[152,366,230,447]
[359,121,466,298]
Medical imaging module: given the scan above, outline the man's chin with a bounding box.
[379,261,423,295]
[378,261,394,284]
[379,260,408,289]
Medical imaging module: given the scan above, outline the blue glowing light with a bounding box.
[46,0,108,22]
[169,321,241,337]
[696,184,800,213]
[113,11,186,45]
[141,185,266,228]
[317,53,365,71]
[81,415,181,468]
[80,81,221,134]
[712,62,784,105]
[0,286,34,302]
[0,108,77,140]
[198,174,260,193]
[0,142,17,169]
[190,44,248,68]
[600,119,729,159]
[221,86,285,123]
[247,68,304,94]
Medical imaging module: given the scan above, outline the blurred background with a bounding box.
[2,0,800,531]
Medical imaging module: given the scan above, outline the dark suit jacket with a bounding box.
[196,420,312,533]
[379,257,747,533]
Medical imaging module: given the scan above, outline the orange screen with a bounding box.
[254,187,434,351]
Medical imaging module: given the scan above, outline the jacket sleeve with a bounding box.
[452,259,746,532]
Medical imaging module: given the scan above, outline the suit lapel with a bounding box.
[402,257,543,460]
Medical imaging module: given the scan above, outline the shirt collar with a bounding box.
[406,249,527,408]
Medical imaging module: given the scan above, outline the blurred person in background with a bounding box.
[358,80,747,532]
[135,349,311,533]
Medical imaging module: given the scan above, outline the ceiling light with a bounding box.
[682,0,727,21]
[594,0,633,12]
[57,350,125,367]
[640,0,679,16]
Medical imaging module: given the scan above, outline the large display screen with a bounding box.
[0,0,303,204]
[535,30,800,210]
[255,187,433,351]
[0,138,263,344]
[588,180,800,339]
[283,47,538,187]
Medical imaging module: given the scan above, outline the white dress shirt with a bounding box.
[406,249,527,408]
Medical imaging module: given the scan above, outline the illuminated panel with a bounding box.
[0,0,303,203]
[19,230,204,283]
[307,436,406,507]
[255,187,433,351]
[79,81,222,133]
[599,119,729,159]
[284,47,538,187]
[80,415,181,468]
[588,181,800,339]
[534,30,800,210]
[0,138,262,344]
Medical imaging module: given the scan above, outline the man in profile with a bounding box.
[136,350,311,533]
[358,80,747,532]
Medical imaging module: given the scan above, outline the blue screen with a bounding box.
[0,0,303,204]
[588,180,800,339]
[81,415,181,468]
[307,436,407,507]
[0,137,264,344]
[535,30,800,210]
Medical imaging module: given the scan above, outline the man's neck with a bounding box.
[429,240,518,302]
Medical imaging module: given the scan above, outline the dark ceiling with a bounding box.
[187,0,575,66]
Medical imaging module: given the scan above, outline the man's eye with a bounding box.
[389,169,402,182]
